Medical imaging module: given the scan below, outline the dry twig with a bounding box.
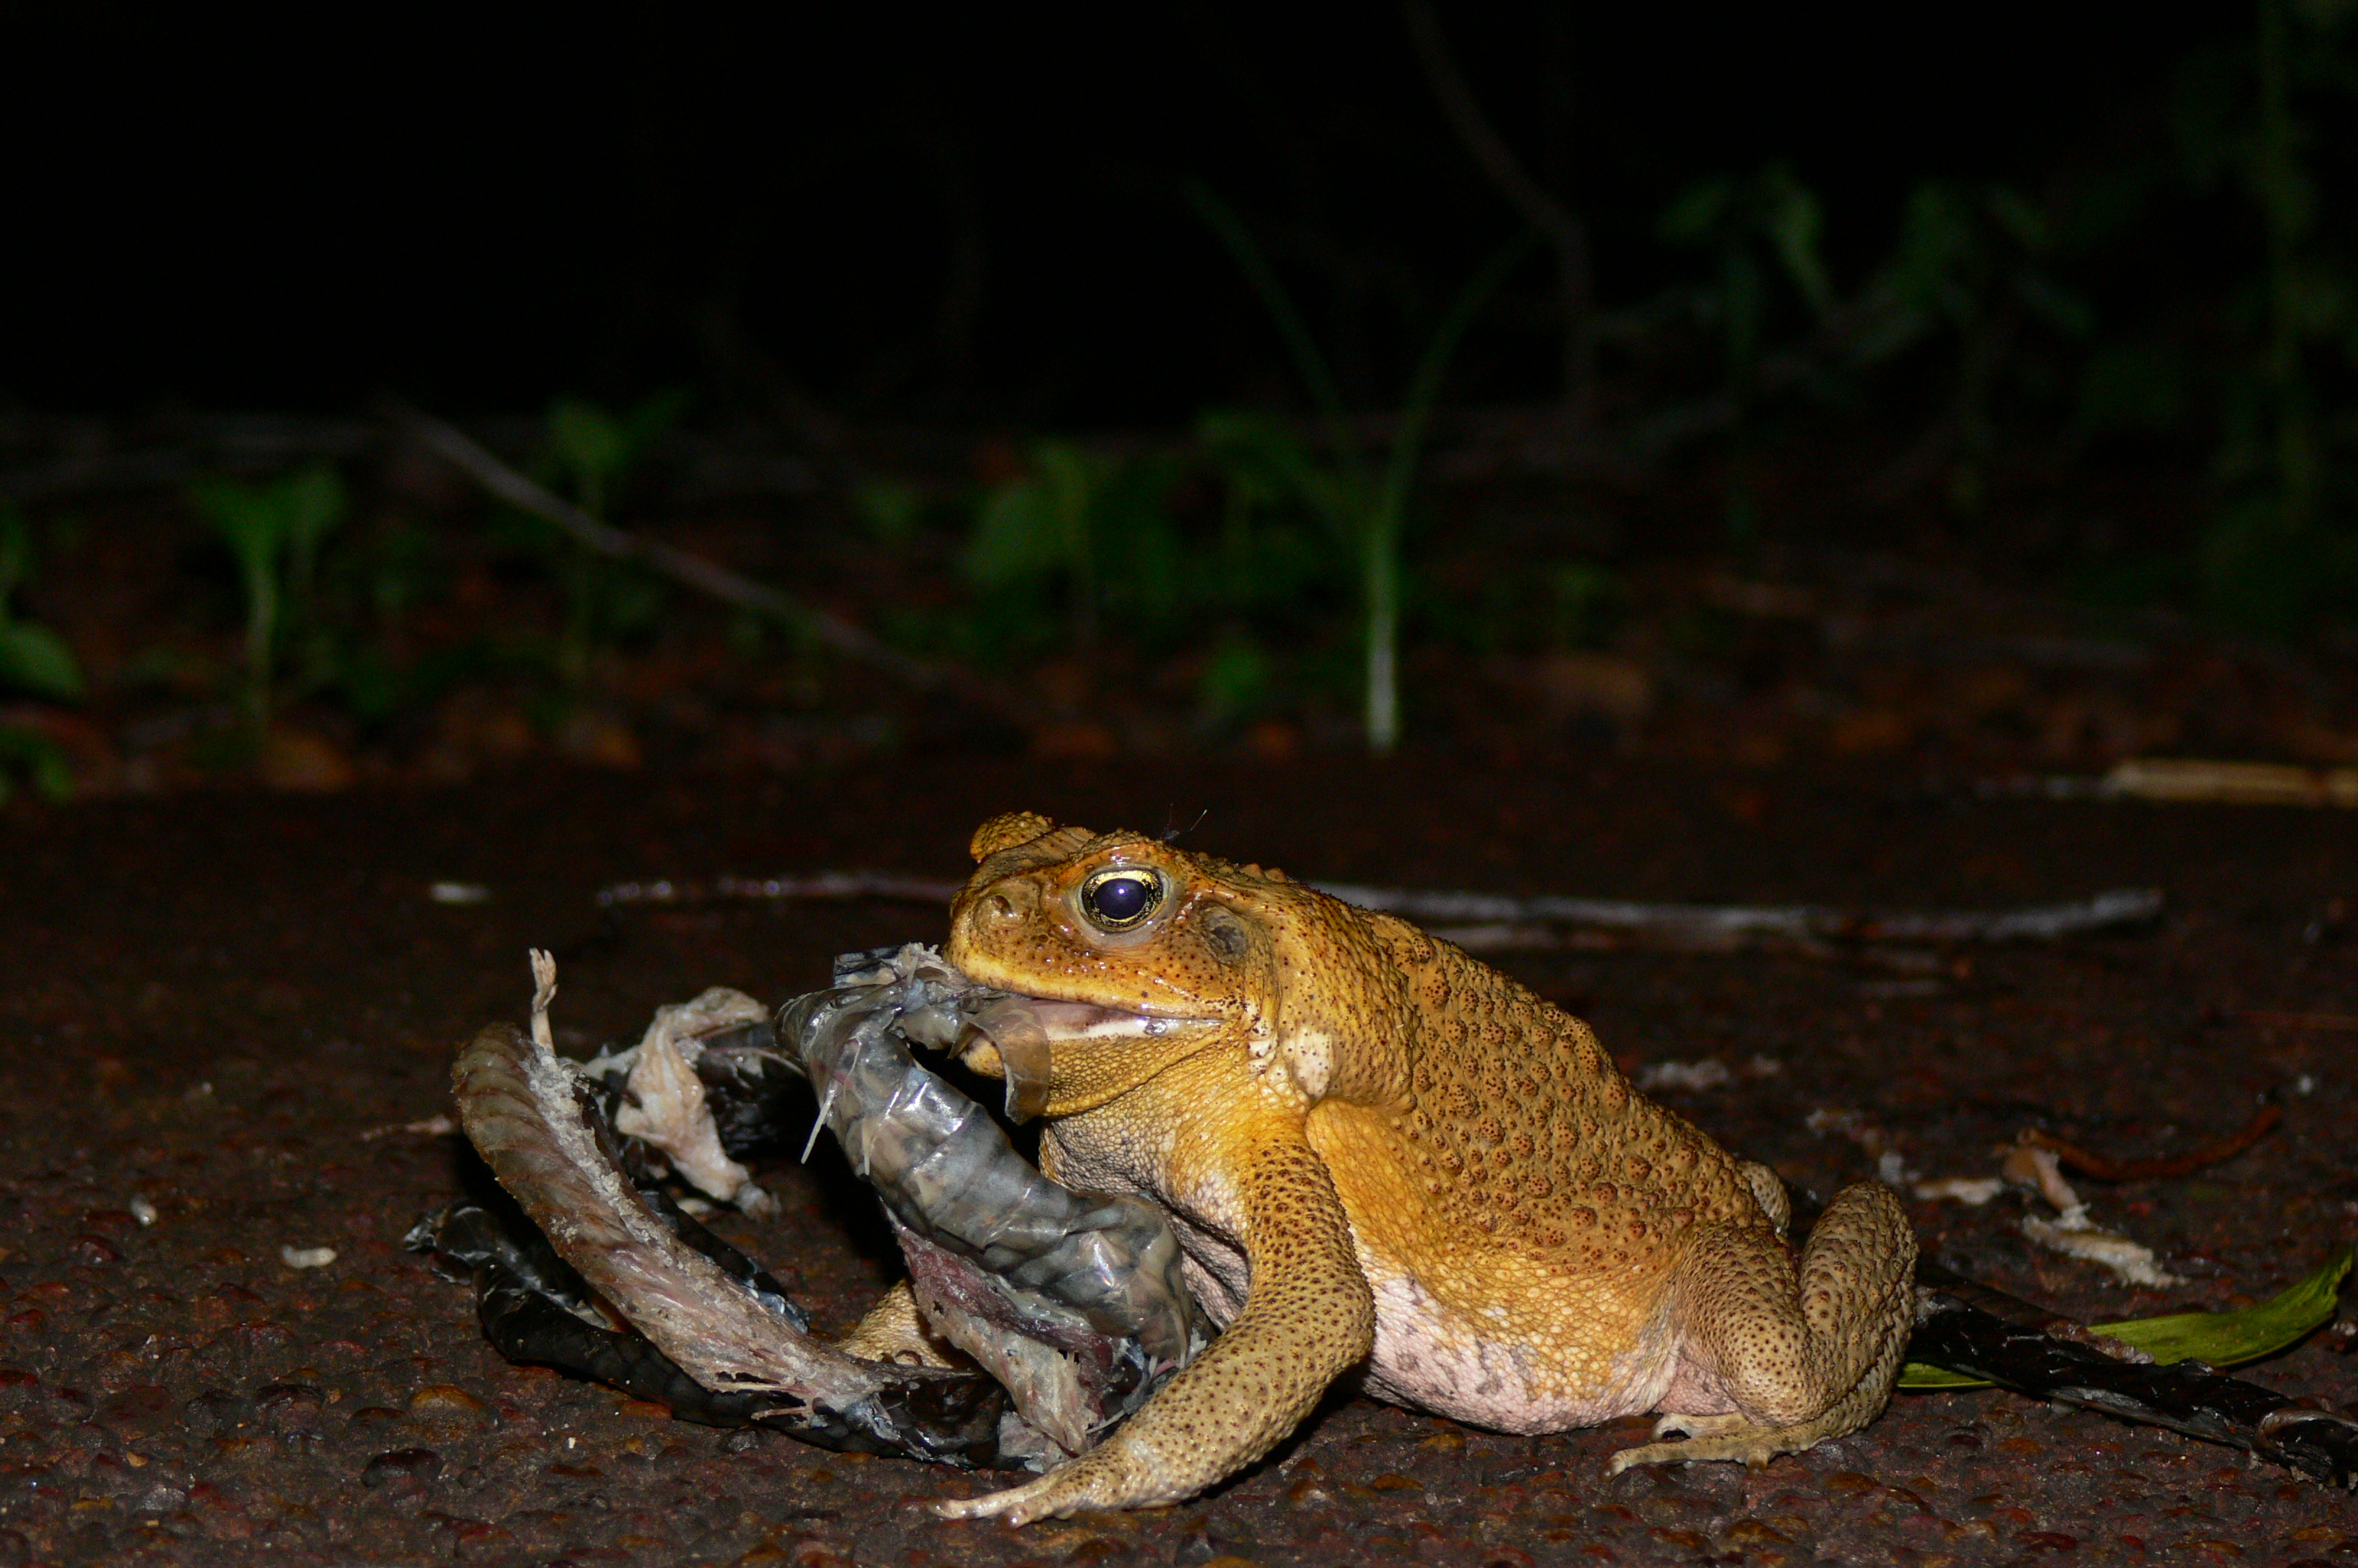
[1992,758,2358,807]
[2018,1104,2282,1183]
[592,872,2162,961]
[389,404,1033,724]
[597,873,964,910]
[1314,881,2162,950]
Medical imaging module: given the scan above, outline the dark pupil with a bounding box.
[1090,875,1151,923]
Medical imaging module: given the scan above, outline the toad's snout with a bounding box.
[947,875,1043,958]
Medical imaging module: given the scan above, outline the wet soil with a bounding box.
[1,756,2353,1567]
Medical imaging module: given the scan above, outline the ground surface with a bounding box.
[0,756,2352,1567]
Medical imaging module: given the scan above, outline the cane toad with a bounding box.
[931,812,1916,1524]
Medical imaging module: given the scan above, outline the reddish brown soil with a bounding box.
[0,756,2352,1566]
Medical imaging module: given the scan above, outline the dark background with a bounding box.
[2,1,2354,795]
[0,4,2233,422]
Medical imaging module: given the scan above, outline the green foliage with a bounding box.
[2074,340,2192,437]
[1900,1245,2353,1392]
[546,392,687,522]
[1660,164,1835,320]
[186,465,347,725]
[961,439,1186,656]
[0,506,81,804]
[1857,183,2091,357]
[2163,0,2358,632]
[1549,561,1627,651]
[1196,635,1270,728]
[1660,164,1836,542]
[0,725,71,805]
[1191,181,1524,750]
[0,507,83,702]
[852,478,927,544]
[965,441,1106,645]
[1853,180,2093,513]
[526,393,686,683]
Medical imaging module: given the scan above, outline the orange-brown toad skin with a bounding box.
[931,811,1916,1524]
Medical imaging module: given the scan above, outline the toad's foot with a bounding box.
[1607,1179,1915,1477]
[1604,1366,1892,1473]
[935,1436,1167,1525]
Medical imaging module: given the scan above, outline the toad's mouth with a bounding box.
[950,992,1219,1121]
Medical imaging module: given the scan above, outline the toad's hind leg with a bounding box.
[1606,1180,1915,1475]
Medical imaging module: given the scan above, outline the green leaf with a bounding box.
[0,623,84,700]
[1982,184,2049,253]
[1900,1246,2354,1391]
[280,464,346,558]
[1760,170,1834,317]
[852,478,926,544]
[547,400,630,494]
[0,724,73,802]
[1186,181,1366,488]
[1199,411,1359,539]
[964,477,1065,587]
[187,476,290,577]
[1659,176,1737,245]
[1196,636,1268,726]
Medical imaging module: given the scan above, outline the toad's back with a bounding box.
[1292,912,1782,1426]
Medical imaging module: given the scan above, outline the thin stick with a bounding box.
[597,873,964,910]
[388,404,1032,723]
[1312,882,2163,947]
[1987,759,2358,807]
[591,872,2162,956]
[2019,1105,2282,1183]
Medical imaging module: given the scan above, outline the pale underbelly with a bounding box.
[1355,1263,1717,1433]
[1040,1129,1730,1432]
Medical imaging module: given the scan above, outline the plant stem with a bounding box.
[1186,183,1368,491]
[1364,532,1400,750]
[240,546,277,727]
[1364,238,1531,752]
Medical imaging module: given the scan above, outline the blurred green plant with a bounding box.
[0,726,71,804]
[2172,0,2358,632]
[187,465,346,726]
[0,506,81,804]
[960,439,1185,661]
[534,393,685,682]
[1659,163,1836,545]
[1851,181,2093,513]
[1194,634,1271,729]
[852,477,928,545]
[1191,182,1525,751]
[1548,560,1627,650]
[0,505,83,703]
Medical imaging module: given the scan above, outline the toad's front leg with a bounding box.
[937,1130,1372,1524]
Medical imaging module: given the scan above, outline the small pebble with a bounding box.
[280,1245,337,1270]
[429,881,491,905]
[407,1384,488,1413]
[361,1446,443,1486]
[127,1196,158,1227]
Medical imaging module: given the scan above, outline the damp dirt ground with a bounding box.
[0,756,2353,1567]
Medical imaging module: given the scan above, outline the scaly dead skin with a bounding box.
[932,809,1917,1524]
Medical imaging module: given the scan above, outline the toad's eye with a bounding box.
[1079,869,1163,930]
